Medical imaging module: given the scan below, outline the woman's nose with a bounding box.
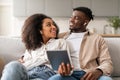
[52,25,56,30]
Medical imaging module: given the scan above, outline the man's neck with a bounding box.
[71,29,87,33]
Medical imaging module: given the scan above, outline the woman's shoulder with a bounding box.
[55,38,66,42]
[58,32,70,38]
[51,39,67,46]
[49,39,66,44]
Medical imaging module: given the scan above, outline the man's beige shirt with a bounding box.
[59,31,113,76]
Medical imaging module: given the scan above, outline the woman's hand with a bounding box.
[18,56,25,63]
[58,62,73,76]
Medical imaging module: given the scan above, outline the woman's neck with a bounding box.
[42,37,50,44]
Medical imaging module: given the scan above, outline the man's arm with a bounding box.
[81,69,103,80]
[96,36,113,75]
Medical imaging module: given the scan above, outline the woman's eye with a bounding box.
[47,24,51,27]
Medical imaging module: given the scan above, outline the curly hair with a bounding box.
[22,14,59,51]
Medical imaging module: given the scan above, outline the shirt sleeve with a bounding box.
[97,37,113,76]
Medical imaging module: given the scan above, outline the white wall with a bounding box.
[0,12,120,36]
[0,0,12,5]
[11,17,114,36]
[0,0,13,36]
[0,5,13,36]
[0,0,120,36]
[53,17,111,34]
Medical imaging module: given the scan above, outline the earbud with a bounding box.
[40,31,42,34]
[84,22,87,26]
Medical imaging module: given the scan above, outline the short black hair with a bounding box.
[73,7,94,20]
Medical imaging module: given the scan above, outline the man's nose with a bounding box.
[70,17,75,22]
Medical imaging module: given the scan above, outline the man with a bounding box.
[48,7,113,80]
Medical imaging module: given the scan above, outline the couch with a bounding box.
[0,36,120,80]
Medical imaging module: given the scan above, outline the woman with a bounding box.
[1,14,70,80]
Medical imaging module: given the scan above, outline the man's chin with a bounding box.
[69,27,79,30]
[69,27,83,32]
[69,27,74,30]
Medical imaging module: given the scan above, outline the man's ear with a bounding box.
[84,22,87,26]
[84,20,89,25]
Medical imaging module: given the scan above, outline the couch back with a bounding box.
[0,36,26,63]
[0,36,26,76]
[0,36,120,78]
[104,38,120,77]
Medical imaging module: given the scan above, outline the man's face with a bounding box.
[69,10,88,32]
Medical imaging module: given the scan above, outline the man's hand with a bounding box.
[58,62,73,76]
[81,69,103,80]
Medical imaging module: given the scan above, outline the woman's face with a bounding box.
[41,18,57,42]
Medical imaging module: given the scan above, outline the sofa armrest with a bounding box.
[104,38,120,77]
[0,58,4,76]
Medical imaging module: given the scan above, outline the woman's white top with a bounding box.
[23,39,70,70]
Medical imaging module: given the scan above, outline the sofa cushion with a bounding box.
[0,36,26,75]
[0,36,26,64]
[104,38,120,77]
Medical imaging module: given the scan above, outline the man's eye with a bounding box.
[75,17,79,20]
[70,16,73,18]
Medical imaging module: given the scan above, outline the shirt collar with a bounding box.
[41,38,56,45]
